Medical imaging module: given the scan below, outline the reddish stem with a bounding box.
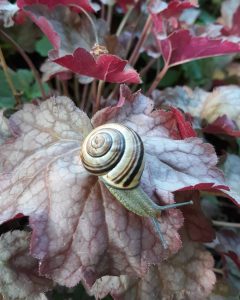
[146,63,169,96]
[128,15,152,66]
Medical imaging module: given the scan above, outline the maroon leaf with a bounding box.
[150,0,197,33]
[170,107,196,138]
[203,115,240,137]
[116,0,137,12]
[150,1,240,67]
[52,48,141,83]
[17,0,96,12]
[176,191,215,243]
[158,29,240,67]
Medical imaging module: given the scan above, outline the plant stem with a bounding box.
[146,62,169,96]
[107,4,113,30]
[0,47,22,105]
[140,57,157,77]
[74,75,80,105]
[0,29,47,99]
[128,15,152,66]
[70,5,99,44]
[101,3,106,20]
[212,220,240,228]
[55,77,61,94]
[95,80,104,113]
[116,5,134,37]
[61,80,69,97]
[213,268,224,275]
[80,84,89,110]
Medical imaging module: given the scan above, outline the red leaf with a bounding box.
[150,1,240,67]
[150,0,197,33]
[176,191,215,243]
[158,29,240,67]
[116,0,138,12]
[203,115,240,137]
[170,107,196,138]
[17,0,96,12]
[52,48,141,83]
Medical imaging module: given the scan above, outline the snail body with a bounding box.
[81,123,193,248]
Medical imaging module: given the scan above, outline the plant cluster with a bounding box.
[0,0,240,299]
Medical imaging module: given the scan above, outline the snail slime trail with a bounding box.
[80,123,193,248]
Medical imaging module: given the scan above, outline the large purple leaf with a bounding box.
[0,88,237,288]
[88,235,216,300]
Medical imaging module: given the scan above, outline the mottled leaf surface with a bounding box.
[89,236,216,300]
[0,230,52,299]
[0,90,237,289]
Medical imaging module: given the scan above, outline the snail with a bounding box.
[80,123,193,248]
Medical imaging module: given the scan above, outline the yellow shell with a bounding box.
[80,123,145,189]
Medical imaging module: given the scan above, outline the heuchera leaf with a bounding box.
[157,29,240,67]
[22,5,107,52]
[175,191,215,242]
[0,88,238,288]
[222,154,240,197]
[19,4,139,83]
[200,85,240,129]
[17,0,96,12]
[52,48,141,83]
[0,230,53,299]
[88,235,216,300]
[116,0,137,12]
[203,115,240,137]
[150,0,240,67]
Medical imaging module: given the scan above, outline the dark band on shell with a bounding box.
[80,123,145,189]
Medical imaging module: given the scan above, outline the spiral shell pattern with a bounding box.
[80,123,145,189]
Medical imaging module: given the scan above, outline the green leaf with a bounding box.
[0,68,49,108]
[35,36,52,57]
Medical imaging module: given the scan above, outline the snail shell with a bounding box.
[80,123,145,189]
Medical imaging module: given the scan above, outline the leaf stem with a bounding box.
[128,15,152,66]
[80,84,89,110]
[74,75,80,105]
[61,80,69,97]
[70,5,99,44]
[0,46,21,105]
[107,4,113,30]
[212,220,240,228]
[95,80,104,113]
[116,5,134,37]
[0,29,47,99]
[146,62,169,96]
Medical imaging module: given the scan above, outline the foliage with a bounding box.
[0,0,240,299]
